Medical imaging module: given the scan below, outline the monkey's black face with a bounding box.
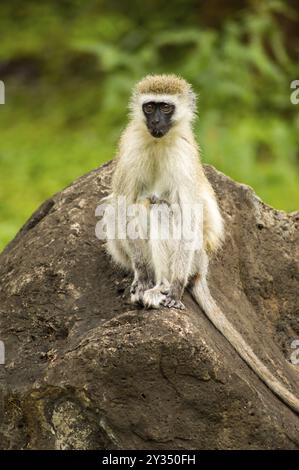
[142,101,175,138]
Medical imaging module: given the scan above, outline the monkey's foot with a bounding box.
[143,285,185,310]
[143,286,167,309]
[130,280,154,305]
[159,284,185,310]
[161,293,185,310]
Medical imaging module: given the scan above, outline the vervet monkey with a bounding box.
[104,74,299,414]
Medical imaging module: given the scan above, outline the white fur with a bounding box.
[109,88,224,308]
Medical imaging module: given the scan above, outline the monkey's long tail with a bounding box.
[190,279,299,415]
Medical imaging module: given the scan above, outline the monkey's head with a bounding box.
[130,74,196,139]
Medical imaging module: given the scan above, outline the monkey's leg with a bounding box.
[142,238,172,309]
[106,238,131,271]
[161,239,195,309]
[142,200,197,309]
[125,198,156,305]
[143,237,195,310]
[141,202,172,308]
[107,236,154,304]
[128,239,155,305]
[160,201,202,308]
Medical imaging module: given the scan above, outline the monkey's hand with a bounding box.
[149,194,170,206]
[138,194,171,209]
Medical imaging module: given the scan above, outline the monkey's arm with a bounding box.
[129,238,155,305]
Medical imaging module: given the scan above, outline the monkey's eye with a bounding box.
[143,103,155,114]
[160,103,174,114]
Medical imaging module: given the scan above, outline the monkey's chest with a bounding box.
[142,179,172,204]
[139,151,181,202]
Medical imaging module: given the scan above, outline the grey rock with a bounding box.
[0,161,298,449]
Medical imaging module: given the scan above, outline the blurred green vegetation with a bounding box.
[0,0,299,250]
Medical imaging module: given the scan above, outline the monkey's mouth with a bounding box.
[150,128,167,138]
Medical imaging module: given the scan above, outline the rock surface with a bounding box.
[0,161,298,450]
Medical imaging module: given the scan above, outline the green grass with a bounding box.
[0,82,115,249]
